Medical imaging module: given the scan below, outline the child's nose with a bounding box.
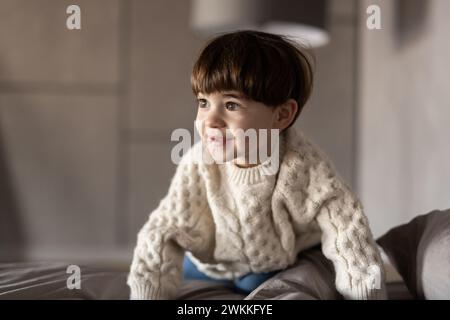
[204,110,226,129]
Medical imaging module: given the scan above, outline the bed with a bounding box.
[0,259,413,300]
[5,208,449,300]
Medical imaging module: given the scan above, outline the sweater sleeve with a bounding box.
[315,183,388,300]
[127,145,213,300]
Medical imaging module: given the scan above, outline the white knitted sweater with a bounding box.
[127,126,387,300]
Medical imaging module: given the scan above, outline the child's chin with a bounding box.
[206,146,235,164]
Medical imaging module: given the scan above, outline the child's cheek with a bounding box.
[194,119,205,137]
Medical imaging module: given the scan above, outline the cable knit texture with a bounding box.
[127,127,387,300]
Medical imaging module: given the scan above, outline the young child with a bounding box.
[127,30,387,300]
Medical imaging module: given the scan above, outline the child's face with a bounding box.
[195,90,280,167]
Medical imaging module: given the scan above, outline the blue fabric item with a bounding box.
[182,255,229,284]
[233,270,279,294]
[183,255,279,294]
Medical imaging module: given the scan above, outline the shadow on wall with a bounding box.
[0,103,27,262]
[395,0,430,48]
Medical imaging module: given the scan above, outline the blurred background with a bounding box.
[0,0,449,266]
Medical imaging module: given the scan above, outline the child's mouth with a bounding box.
[207,136,233,148]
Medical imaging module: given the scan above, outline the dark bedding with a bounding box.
[0,257,411,300]
[2,209,449,300]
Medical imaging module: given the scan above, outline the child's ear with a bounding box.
[274,99,298,130]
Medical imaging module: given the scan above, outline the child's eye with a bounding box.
[197,99,208,108]
[225,102,240,111]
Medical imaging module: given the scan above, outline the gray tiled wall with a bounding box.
[0,0,122,261]
[0,93,118,247]
[0,0,120,84]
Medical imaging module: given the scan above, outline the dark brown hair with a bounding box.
[191,30,315,128]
